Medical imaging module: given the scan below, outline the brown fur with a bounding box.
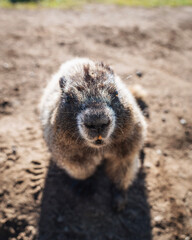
[39,58,147,192]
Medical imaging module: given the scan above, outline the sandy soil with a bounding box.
[0,5,192,240]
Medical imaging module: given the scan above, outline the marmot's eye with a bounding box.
[65,94,73,103]
[59,77,66,89]
[65,92,78,105]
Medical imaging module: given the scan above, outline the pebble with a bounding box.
[136,71,143,78]
[154,215,163,223]
[145,161,152,169]
[185,237,190,240]
[12,146,17,155]
[180,118,187,125]
[35,63,40,68]
[58,41,65,46]
[2,62,13,70]
[155,160,160,167]
[156,149,162,155]
[164,109,169,114]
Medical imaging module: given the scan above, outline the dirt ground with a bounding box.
[0,5,192,240]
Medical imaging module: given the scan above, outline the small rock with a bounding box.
[156,149,162,155]
[157,231,162,236]
[155,160,160,167]
[2,62,13,70]
[180,118,187,125]
[145,161,152,169]
[161,118,166,122]
[154,215,163,223]
[0,100,12,108]
[58,42,65,46]
[126,74,132,80]
[136,70,143,78]
[164,109,169,114]
[12,146,17,155]
[14,87,19,92]
[169,197,175,202]
[185,237,190,240]
[9,227,15,234]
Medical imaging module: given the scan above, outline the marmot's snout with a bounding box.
[77,104,116,148]
[84,111,110,132]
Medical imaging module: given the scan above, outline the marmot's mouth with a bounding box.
[94,139,103,145]
[87,139,106,148]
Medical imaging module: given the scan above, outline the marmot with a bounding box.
[39,58,147,211]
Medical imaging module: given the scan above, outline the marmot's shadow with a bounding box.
[38,160,152,240]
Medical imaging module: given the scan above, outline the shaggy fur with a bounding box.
[39,58,147,208]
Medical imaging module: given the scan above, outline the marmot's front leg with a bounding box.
[54,153,101,196]
[55,153,101,180]
[105,151,139,212]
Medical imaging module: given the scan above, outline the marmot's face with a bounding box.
[59,62,123,148]
[77,103,116,148]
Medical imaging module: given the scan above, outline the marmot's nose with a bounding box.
[84,114,110,132]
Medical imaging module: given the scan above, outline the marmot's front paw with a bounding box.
[111,186,128,212]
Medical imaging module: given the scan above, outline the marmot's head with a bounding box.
[57,61,131,148]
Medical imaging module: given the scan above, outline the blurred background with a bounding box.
[0,1,192,240]
[1,0,192,7]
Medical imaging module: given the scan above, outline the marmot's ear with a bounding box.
[59,77,66,89]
